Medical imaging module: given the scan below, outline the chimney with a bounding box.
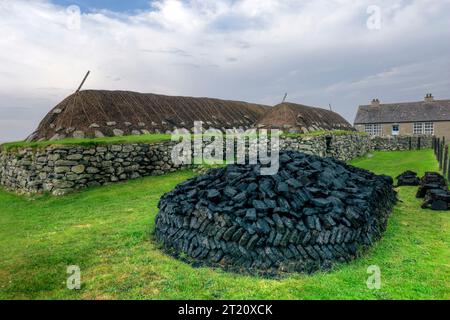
[371,98,380,107]
[425,93,434,103]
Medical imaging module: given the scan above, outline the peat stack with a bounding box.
[155,151,397,275]
[422,189,450,210]
[417,172,450,210]
[416,172,447,198]
[396,171,420,186]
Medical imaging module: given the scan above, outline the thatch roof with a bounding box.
[28,90,269,141]
[354,99,450,124]
[256,102,353,133]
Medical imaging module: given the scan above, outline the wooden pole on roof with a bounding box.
[76,70,91,93]
[282,93,288,103]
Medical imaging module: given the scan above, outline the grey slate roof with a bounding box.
[354,99,450,124]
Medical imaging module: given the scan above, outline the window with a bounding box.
[424,122,434,135]
[413,123,423,135]
[392,124,399,136]
[364,124,382,136]
[413,122,434,135]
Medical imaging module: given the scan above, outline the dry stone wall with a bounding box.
[0,142,188,196]
[371,135,432,151]
[0,134,430,196]
[282,134,370,161]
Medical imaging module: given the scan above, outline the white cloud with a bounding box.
[0,0,449,142]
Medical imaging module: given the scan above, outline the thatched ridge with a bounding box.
[256,102,353,133]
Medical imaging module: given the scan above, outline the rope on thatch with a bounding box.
[87,90,109,120]
[77,92,93,125]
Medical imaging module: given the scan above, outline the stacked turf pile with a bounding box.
[416,172,448,198]
[155,151,397,274]
[417,172,450,210]
[396,171,420,186]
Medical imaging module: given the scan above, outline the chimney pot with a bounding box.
[371,98,380,106]
[425,93,434,102]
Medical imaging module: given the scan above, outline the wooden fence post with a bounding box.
[432,136,435,154]
[434,137,437,156]
[447,151,450,181]
[436,136,438,154]
[436,138,438,159]
[436,138,441,161]
[434,136,437,155]
[443,137,446,160]
[437,138,441,161]
[444,145,449,176]
[418,137,421,150]
[436,138,440,161]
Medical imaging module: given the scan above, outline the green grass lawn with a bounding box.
[0,150,448,300]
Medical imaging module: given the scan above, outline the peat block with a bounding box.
[416,172,448,198]
[418,172,450,210]
[155,151,397,275]
[422,189,450,210]
[396,171,420,186]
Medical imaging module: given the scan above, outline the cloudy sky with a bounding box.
[0,0,449,142]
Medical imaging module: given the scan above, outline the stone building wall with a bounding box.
[281,134,371,161]
[370,136,432,151]
[355,121,444,140]
[0,134,429,196]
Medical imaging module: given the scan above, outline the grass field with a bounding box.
[0,150,448,300]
